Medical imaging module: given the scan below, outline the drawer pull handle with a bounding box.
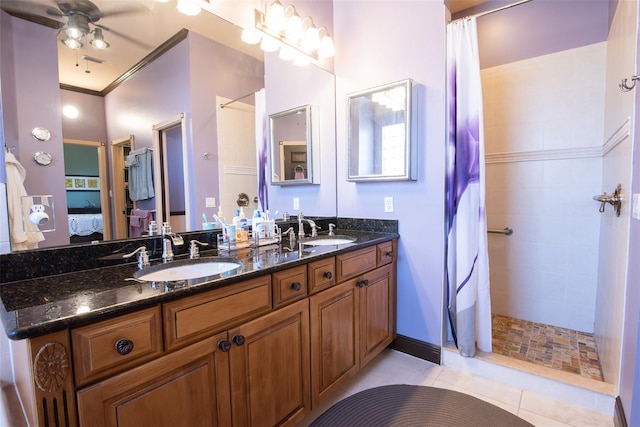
[356,279,369,288]
[322,271,333,279]
[232,335,246,346]
[218,340,231,352]
[115,338,134,356]
[290,282,302,291]
[385,251,393,258]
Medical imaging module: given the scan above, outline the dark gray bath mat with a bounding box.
[310,384,534,427]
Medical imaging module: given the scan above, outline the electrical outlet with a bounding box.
[384,197,393,213]
[205,197,216,208]
[633,194,640,220]
[293,197,300,210]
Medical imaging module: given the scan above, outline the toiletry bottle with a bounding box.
[232,209,241,228]
[253,210,264,239]
[217,206,225,225]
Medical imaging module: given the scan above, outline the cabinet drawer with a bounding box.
[308,256,335,294]
[163,276,272,350]
[272,265,307,308]
[72,306,163,387]
[336,246,377,282]
[377,241,394,266]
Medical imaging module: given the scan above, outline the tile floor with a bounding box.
[298,349,613,427]
[492,315,604,381]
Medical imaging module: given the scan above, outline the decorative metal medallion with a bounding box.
[33,342,69,392]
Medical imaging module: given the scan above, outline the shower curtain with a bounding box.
[255,89,269,212]
[445,17,491,357]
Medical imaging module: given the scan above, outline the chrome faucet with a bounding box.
[162,222,184,263]
[306,219,320,237]
[189,240,208,259]
[328,223,336,236]
[123,246,150,269]
[297,212,306,239]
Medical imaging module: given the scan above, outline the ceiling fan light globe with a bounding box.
[90,28,110,50]
[61,36,83,50]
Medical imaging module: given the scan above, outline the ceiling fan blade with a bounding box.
[1,2,65,29]
[95,23,154,50]
[98,3,149,19]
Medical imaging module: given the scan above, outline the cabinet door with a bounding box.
[309,281,359,408]
[358,264,396,367]
[77,334,231,427]
[228,299,310,427]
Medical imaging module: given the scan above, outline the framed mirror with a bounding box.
[347,79,416,181]
[269,105,314,185]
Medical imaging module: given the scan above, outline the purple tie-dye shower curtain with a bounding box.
[255,89,269,212]
[446,17,491,357]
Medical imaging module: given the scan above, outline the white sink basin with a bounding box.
[302,236,356,246]
[134,258,242,281]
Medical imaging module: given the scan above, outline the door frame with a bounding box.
[110,135,134,239]
[63,138,112,241]
[152,113,191,229]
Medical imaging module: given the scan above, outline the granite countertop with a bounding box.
[0,230,398,340]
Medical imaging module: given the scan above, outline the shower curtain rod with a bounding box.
[220,92,255,109]
[451,0,533,23]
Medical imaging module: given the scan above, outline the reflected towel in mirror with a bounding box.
[126,148,155,201]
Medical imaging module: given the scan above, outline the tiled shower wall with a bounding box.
[482,42,606,333]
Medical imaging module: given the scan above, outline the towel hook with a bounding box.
[620,75,640,92]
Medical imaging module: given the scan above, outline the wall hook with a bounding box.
[620,75,640,92]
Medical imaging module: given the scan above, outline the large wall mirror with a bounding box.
[0,1,337,253]
[347,79,416,182]
[269,105,315,185]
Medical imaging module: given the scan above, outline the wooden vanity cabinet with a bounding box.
[227,299,310,427]
[76,333,232,427]
[16,239,396,426]
[310,241,397,407]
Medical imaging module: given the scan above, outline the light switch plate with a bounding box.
[205,197,216,208]
[633,194,640,220]
[293,197,300,210]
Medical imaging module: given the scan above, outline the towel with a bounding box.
[4,152,45,250]
[129,209,152,237]
[126,148,155,201]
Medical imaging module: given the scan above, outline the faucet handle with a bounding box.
[189,240,208,259]
[328,223,336,236]
[123,246,150,270]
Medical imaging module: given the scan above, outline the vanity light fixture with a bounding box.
[241,1,336,65]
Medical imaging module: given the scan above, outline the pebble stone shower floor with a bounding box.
[491,314,604,382]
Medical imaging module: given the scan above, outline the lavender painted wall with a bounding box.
[188,32,264,225]
[452,0,610,69]
[265,53,337,216]
[60,90,108,143]
[334,1,447,345]
[0,13,70,248]
[105,32,263,227]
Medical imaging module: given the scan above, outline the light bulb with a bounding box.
[176,0,201,16]
[90,29,109,50]
[241,28,261,45]
[302,25,320,51]
[279,46,296,61]
[265,1,286,32]
[293,54,310,67]
[318,34,335,58]
[286,12,304,41]
[63,105,80,119]
[260,37,279,52]
[61,36,83,50]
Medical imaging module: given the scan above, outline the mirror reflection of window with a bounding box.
[347,79,416,181]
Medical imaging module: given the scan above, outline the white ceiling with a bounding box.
[4,0,262,93]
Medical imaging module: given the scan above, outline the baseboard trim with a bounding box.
[614,396,628,427]
[390,335,441,365]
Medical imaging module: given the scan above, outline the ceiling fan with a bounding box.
[0,0,152,50]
